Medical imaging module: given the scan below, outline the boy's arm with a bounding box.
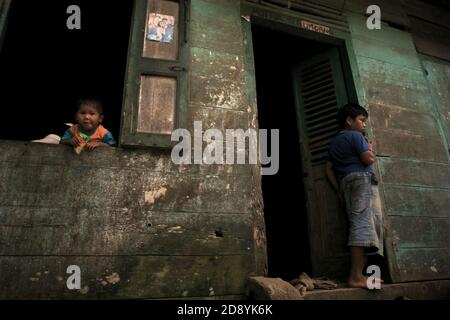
[360,137,375,165]
[325,160,339,192]
[60,129,79,146]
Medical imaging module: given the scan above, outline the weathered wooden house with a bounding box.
[0,0,449,299]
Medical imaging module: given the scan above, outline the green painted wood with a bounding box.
[396,248,450,282]
[357,57,434,114]
[422,58,450,160]
[383,185,450,218]
[120,0,190,148]
[347,13,421,70]
[190,0,242,55]
[378,158,450,189]
[369,103,447,161]
[0,255,251,299]
[345,0,409,28]
[390,216,450,249]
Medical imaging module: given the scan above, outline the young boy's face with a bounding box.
[347,114,366,133]
[75,104,103,132]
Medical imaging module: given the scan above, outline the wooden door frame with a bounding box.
[240,1,397,280]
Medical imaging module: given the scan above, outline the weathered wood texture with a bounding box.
[0,0,266,299]
[348,11,450,282]
[0,255,251,299]
[422,59,450,151]
[405,0,450,61]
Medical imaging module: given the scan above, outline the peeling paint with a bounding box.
[145,187,168,205]
[105,272,120,285]
[168,226,183,233]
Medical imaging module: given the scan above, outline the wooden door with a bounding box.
[292,47,350,279]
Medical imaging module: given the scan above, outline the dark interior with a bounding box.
[252,24,332,281]
[0,0,133,141]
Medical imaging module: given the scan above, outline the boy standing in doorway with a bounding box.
[326,103,383,289]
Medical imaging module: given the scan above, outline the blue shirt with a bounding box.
[327,129,372,182]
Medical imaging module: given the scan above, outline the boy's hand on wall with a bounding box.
[85,140,106,150]
[69,136,80,147]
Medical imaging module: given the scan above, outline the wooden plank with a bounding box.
[396,248,450,282]
[190,0,243,55]
[346,13,420,69]
[0,210,252,256]
[422,59,450,147]
[0,140,253,178]
[305,280,450,300]
[369,103,442,136]
[373,128,447,161]
[345,0,410,28]
[410,17,450,61]
[0,162,253,214]
[404,0,450,29]
[0,255,251,299]
[357,56,433,113]
[368,104,447,161]
[383,185,450,218]
[390,216,450,249]
[378,158,450,189]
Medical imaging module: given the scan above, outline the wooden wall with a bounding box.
[0,0,266,299]
[346,4,450,282]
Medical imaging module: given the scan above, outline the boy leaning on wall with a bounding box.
[326,103,383,289]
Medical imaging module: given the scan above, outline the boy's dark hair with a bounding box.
[337,103,368,128]
[76,98,103,115]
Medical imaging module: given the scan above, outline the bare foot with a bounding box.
[347,277,369,289]
[348,277,383,289]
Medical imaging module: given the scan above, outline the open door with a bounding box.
[292,47,350,279]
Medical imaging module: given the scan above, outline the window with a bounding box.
[0,1,133,142]
[120,0,190,148]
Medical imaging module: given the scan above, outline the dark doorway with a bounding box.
[252,24,337,280]
[0,0,133,142]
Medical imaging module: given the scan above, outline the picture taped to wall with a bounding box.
[146,13,175,43]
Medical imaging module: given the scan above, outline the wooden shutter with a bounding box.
[120,0,189,148]
[292,47,349,278]
[294,47,347,167]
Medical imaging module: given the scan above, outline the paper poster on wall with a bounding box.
[147,13,175,43]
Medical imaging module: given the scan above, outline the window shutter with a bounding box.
[292,47,348,166]
[0,0,12,51]
[120,0,189,148]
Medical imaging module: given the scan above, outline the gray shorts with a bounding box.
[340,172,383,256]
